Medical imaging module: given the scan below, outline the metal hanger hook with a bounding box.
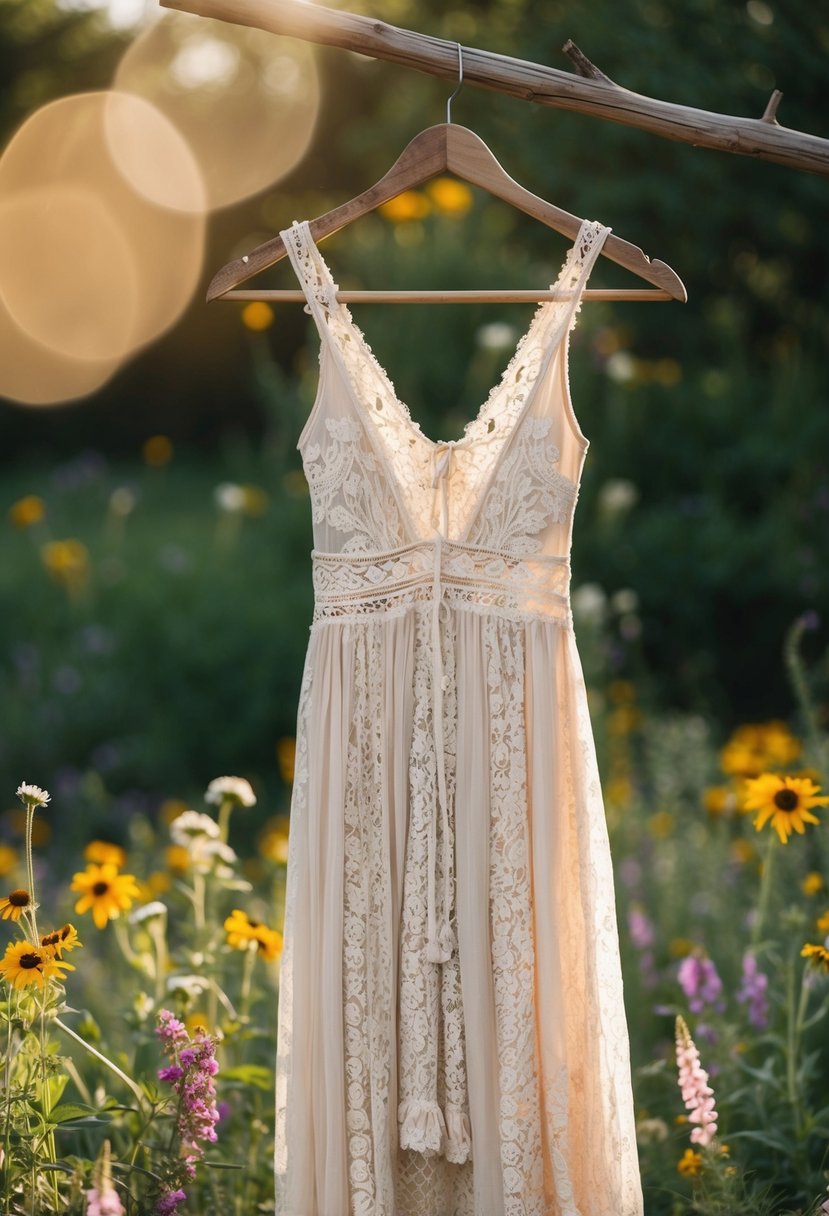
[446,42,464,124]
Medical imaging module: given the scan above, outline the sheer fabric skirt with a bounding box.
[274,606,643,1216]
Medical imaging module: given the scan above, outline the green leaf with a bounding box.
[47,1103,103,1124]
[220,1064,273,1091]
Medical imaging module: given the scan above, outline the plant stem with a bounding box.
[53,1017,145,1106]
[3,994,14,1216]
[24,808,39,941]
[751,830,777,947]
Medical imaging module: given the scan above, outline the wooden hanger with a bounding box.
[207,52,686,304]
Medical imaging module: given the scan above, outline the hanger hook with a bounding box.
[446,42,464,124]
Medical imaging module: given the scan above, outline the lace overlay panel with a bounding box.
[311,540,572,627]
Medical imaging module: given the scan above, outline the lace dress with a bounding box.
[274,217,644,1216]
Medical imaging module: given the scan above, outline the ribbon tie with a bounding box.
[425,443,457,965]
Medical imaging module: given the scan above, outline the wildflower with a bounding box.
[675,1015,718,1147]
[9,495,46,528]
[743,773,828,843]
[16,783,51,809]
[817,910,829,936]
[677,952,724,1014]
[259,823,289,864]
[0,845,17,877]
[165,845,191,873]
[426,177,473,216]
[155,1189,187,1215]
[204,776,256,808]
[155,1010,220,1158]
[735,952,769,1029]
[71,863,141,929]
[168,811,220,845]
[677,1147,703,1176]
[379,190,430,222]
[40,923,81,958]
[702,785,736,817]
[276,737,296,784]
[224,909,283,961]
[40,539,90,590]
[627,903,655,951]
[635,1117,669,1145]
[142,435,173,466]
[85,1139,124,1215]
[0,940,75,989]
[802,871,824,896]
[189,837,237,877]
[720,720,801,778]
[240,302,274,332]
[0,888,33,921]
[84,840,127,868]
[129,901,167,925]
[801,943,829,974]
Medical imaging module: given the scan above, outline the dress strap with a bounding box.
[556,219,612,335]
[279,219,341,335]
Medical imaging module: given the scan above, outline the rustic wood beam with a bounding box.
[159,0,829,178]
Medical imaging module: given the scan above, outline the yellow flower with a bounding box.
[164,845,191,874]
[142,435,173,466]
[607,705,642,736]
[9,495,46,528]
[136,871,172,902]
[241,302,275,332]
[647,810,673,838]
[70,863,141,930]
[817,910,829,936]
[276,737,296,784]
[40,539,90,590]
[0,889,33,921]
[668,937,695,958]
[224,909,283,962]
[703,785,736,817]
[677,1147,703,1177]
[40,923,81,958]
[0,940,74,990]
[0,845,17,878]
[720,720,801,778]
[730,838,756,866]
[259,825,289,865]
[379,190,431,222]
[801,943,829,973]
[84,841,127,868]
[802,871,824,896]
[426,177,473,216]
[743,773,828,844]
[159,798,190,826]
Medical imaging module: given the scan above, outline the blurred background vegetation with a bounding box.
[1,0,828,831]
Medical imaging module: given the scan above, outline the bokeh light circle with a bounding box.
[0,90,206,380]
[114,13,320,209]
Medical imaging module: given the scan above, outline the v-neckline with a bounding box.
[293,217,599,454]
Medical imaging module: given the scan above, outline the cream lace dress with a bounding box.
[274,218,644,1216]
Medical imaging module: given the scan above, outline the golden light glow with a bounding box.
[114,13,320,210]
[0,91,205,401]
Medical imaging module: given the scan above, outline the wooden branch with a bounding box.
[159,0,829,178]
[561,39,613,85]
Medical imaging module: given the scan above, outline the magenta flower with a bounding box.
[677,951,725,1014]
[675,1014,718,1147]
[154,1189,187,1215]
[736,952,769,1030]
[155,1009,221,1158]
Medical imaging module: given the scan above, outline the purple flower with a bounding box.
[155,1189,187,1215]
[627,903,656,951]
[736,952,769,1030]
[158,1065,184,1083]
[678,952,725,1014]
[156,1010,220,1161]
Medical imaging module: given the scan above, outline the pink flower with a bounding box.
[675,1014,718,1147]
[85,1186,125,1216]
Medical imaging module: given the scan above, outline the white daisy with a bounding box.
[129,901,168,925]
[169,810,220,846]
[190,837,238,876]
[16,783,51,808]
[204,776,256,808]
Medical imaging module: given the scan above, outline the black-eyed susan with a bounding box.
[801,943,829,974]
[720,720,801,779]
[0,940,74,989]
[224,909,283,962]
[742,773,828,844]
[40,923,81,958]
[0,888,33,921]
[84,840,127,868]
[676,1147,703,1177]
[70,863,141,930]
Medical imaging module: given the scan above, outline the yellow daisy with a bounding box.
[676,1147,703,1177]
[801,943,829,974]
[0,940,74,990]
[70,863,141,929]
[224,909,283,962]
[0,889,33,921]
[802,871,825,896]
[84,841,127,868]
[817,910,829,936]
[742,774,828,844]
[40,923,81,958]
